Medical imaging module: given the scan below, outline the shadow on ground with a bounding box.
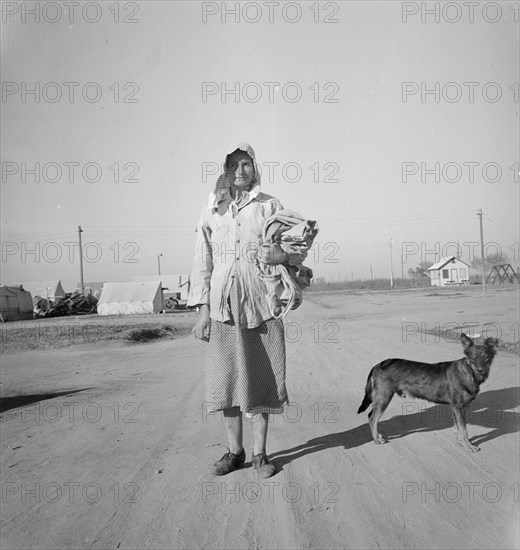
[270,387,520,470]
[0,389,94,413]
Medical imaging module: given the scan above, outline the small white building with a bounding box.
[428,256,470,286]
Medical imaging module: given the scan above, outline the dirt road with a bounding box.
[1,287,519,549]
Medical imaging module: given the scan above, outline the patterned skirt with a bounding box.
[205,279,288,416]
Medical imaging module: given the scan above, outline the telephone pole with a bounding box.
[389,238,395,289]
[78,226,85,295]
[477,209,486,291]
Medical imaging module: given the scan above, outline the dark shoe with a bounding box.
[251,452,276,478]
[210,448,245,476]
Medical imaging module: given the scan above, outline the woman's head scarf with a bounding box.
[209,141,261,211]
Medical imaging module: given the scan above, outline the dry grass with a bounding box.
[126,324,187,343]
[0,312,195,353]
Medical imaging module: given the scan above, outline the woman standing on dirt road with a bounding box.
[188,142,303,479]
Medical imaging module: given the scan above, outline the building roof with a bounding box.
[428,256,470,271]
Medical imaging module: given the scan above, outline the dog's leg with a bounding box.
[369,389,394,444]
[451,405,479,452]
[451,407,458,437]
[451,405,462,440]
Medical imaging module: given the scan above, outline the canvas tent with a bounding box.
[97,281,163,315]
[17,280,66,301]
[132,274,189,300]
[0,285,34,322]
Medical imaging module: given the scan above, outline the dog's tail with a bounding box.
[357,367,375,414]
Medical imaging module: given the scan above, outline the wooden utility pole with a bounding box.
[477,209,486,291]
[78,226,84,295]
[389,238,394,289]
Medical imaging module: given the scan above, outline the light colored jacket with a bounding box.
[187,143,285,329]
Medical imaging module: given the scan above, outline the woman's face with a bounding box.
[225,150,255,188]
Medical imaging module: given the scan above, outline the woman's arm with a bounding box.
[192,303,210,341]
[187,209,213,341]
[187,209,213,308]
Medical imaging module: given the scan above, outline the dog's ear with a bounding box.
[461,333,473,351]
[485,337,499,352]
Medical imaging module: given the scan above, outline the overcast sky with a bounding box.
[1,1,518,289]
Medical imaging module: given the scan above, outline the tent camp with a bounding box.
[97,281,163,315]
[17,280,66,301]
[0,285,34,322]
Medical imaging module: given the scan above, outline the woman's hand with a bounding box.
[257,243,288,265]
[192,304,210,342]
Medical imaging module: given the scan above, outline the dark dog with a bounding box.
[357,334,498,452]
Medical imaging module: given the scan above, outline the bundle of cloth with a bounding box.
[256,209,319,319]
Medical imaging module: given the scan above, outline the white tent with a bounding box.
[132,274,190,300]
[0,285,34,322]
[97,281,163,315]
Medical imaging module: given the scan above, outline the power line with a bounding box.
[484,214,519,243]
[0,209,501,241]
[2,230,76,240]
[477,209,486,292]
[321,215,475,229]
